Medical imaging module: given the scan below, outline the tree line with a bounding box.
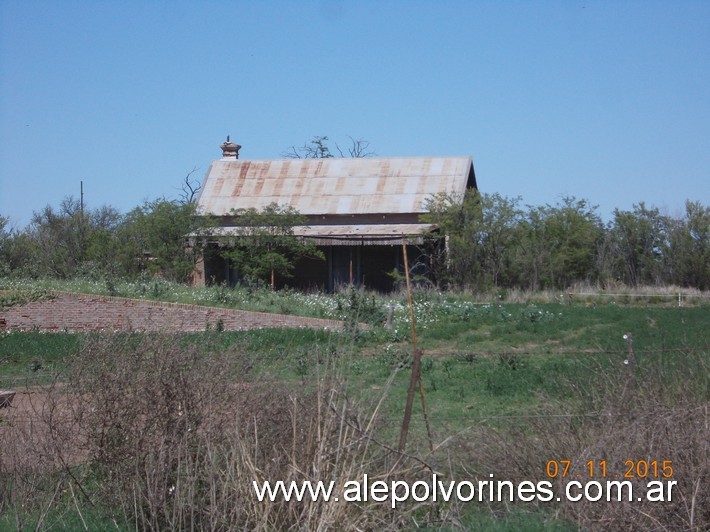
[423,192,709,291]
[0,196,323,288]
[0,197,204,284]
[1,190,707,291]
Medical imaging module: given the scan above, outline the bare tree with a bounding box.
[282,135,375,159]
[336,136,375,158]
[177,167,202,204]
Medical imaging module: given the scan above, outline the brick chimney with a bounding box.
[220,136,241,159]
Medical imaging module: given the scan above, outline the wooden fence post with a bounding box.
[397,240,434,454]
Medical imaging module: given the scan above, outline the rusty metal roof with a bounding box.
[196,156,476,216]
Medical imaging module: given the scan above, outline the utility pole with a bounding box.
[79,181,85,261]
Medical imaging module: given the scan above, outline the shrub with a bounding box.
[2,332,419,530]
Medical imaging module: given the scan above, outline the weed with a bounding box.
[428,376,437,392]
[150,280,166,298]
[497,353,520,370]
[294,348,310,380]
[0,332,422,531]
[421,357,434,372]
[380,344,412,370]
[104,277,118,296]
[455,352,478,364]
[441,359,454,379]
[350,359,365,375]
[0,288,55,310]
[1,283,708,530]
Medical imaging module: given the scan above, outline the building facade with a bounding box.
[192,140,477,291]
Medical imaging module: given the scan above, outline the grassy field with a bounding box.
[0,285,708,530]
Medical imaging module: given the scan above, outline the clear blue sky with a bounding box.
[1,0,708,228]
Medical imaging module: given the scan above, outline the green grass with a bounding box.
[0,277,345,320]
[455,508,578,531]
[414,302,709,354]
[0,505,129,532]
[2,302,706,404]
[1,287,707,530]
[0,331,79,387]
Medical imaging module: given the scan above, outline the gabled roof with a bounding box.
[196,156,476,216]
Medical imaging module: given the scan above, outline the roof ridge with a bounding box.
[217,155,472,163]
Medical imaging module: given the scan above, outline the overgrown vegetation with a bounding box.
[2,137,706,530]
[2,192,707,292]
[423,191,709,291]
[0,288,55,311]
[0,198,209,284]
[0,155,707,529]
[219,202,325,289]
[1,289,707,530]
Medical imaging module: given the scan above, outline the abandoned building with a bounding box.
[192,139,477,291]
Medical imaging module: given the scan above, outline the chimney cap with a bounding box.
[220,135,241,158]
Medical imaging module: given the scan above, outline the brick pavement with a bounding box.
[0,292,343,332]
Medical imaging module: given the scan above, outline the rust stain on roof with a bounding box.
[197,156,476,216]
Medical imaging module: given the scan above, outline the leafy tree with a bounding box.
[606,203,669,287]
[541,197,603,288]
[425,193,602,291]
[0,215,12,276]
[421,190,483,289]
[509,205,546,291]
[120,199,209,283]
[478,193,524,287]
[666,201,709,289]
[27,198,85,277]
[219,203,324,289]
[6,197,122,278]
[0,214,39,278]
[0,229,37,277]
[0,215,8,258]
[510,198,602,290]
[422,190,525,290]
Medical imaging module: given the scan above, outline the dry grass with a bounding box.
[430,282,710,306]
[431,350,709,531]
[0,333,421,531]
[1,329,707,530]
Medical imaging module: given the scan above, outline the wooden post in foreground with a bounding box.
[397,240,434,454]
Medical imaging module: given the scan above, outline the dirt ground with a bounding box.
[0,291,343,333]
[0,384,87,471]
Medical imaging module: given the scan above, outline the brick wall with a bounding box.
[0,292,343,333]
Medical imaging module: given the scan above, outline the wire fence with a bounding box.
[567,290,710,306]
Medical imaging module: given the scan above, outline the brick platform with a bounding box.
[0,292,343,333]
